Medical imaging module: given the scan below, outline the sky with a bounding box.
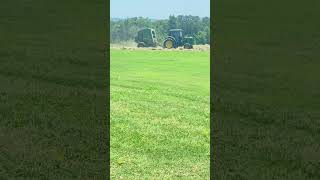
[111,0,210,19]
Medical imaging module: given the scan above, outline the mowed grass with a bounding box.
[0,0,107,179]
[110,49,210,179]
[213,0,320,179]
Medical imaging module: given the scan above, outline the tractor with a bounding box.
[163,29,194,49]
[134,28,157,48]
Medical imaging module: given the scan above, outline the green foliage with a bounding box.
[111,49,210,179]
[110,15,210,45]
[168,15,178,29]
[193,25,210,44]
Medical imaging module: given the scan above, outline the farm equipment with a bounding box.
[135,28,157,48]
[163,29,194,49]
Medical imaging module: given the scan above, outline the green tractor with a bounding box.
[163,29,194,49]
[134,28,157,48]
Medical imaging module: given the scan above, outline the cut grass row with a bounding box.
[110,50,210,179]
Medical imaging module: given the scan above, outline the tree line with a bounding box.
[110,15,210,45]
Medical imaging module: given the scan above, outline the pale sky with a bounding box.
[111,0,210,19]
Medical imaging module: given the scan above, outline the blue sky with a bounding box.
[111,0,210,19]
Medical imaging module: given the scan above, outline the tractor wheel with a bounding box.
[163,39,175,49]
[137,42,145,48]
[184,43,193,49]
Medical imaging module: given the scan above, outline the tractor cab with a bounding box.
[163,29,194,49]
[168,29,184,45]
[135,28,157,47]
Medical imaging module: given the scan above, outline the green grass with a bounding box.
[0,0,107,179]
[110,49,210,179]
[213,0,320,179]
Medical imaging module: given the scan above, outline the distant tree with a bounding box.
[168,15,177,30]
[110,15,210,45]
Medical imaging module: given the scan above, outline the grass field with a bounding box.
[110,49,210,179]
[213,0,320,179]
[1,1,107,179]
